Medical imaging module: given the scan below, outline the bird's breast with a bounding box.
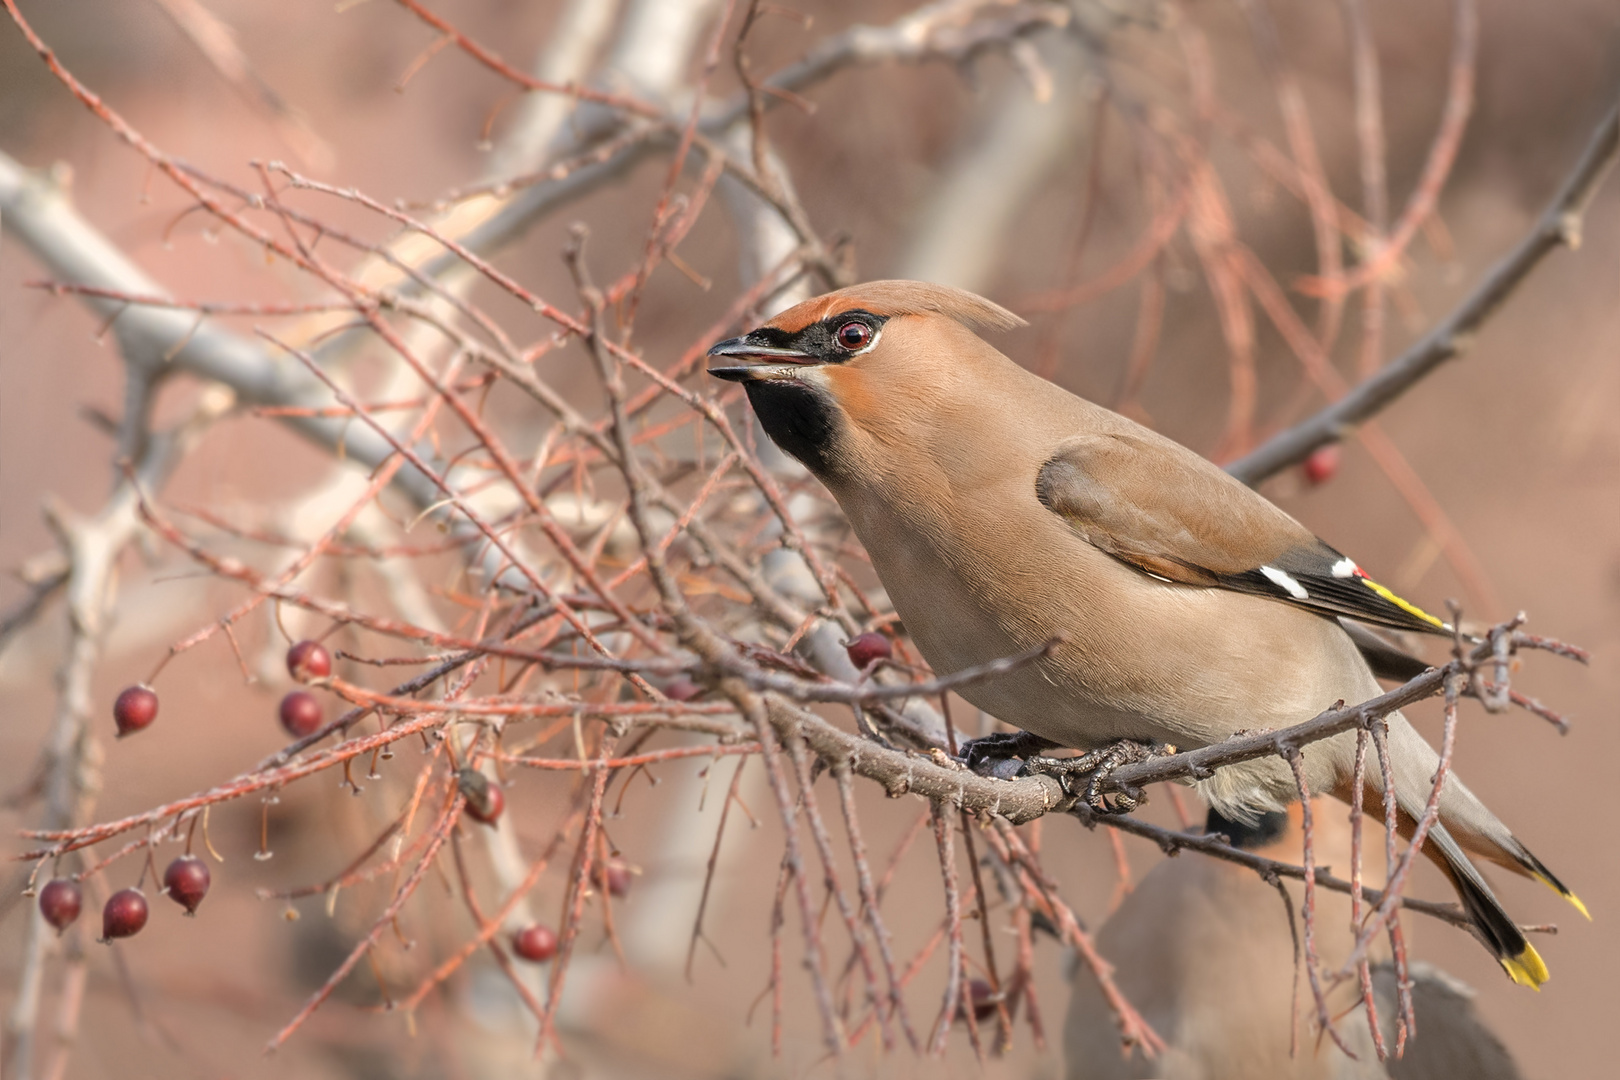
[835,471,1164,743]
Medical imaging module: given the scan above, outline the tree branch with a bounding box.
[1070,809,1476,932]
[765,618,1581,837]
[1228,93,1620,485]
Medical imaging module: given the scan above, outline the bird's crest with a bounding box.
[764,280,1026,335]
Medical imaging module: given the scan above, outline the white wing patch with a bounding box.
[1330,557,1358,579]
[1260,565,1310,600]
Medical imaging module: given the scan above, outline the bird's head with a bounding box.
[707,280,1025,476]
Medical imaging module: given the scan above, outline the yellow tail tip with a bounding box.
[1532,873,1592,920]
[1501,943,1550,989]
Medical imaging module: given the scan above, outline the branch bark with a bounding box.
[1228,94,1620,485]
[1,392,228,1079]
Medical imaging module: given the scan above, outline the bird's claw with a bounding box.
[959,730,1058,778]
[1025,739,1167,814]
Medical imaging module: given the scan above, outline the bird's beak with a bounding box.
[706,336,816,382]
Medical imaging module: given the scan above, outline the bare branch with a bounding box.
[1229,93,1620,484]
[1070,808,1477,932]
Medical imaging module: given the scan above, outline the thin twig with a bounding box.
[1230,92,1620,483]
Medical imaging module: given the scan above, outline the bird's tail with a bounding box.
[1423,824,1548,988]
[1381,716,1587,916]
[1378,715,1585,987]
[1507,842,1590,921]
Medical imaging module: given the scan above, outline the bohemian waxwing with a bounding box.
[708,280,1584,986]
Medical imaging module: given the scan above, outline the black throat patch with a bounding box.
[744,379,844,478]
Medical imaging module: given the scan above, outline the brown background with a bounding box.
[2,0,1618,1076]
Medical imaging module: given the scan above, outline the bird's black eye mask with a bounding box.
[749,310,888,363]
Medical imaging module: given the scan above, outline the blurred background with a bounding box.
[1,0,1618,1077]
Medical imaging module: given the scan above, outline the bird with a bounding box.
[706,279,1584,987]
[1063,801,1526,1079]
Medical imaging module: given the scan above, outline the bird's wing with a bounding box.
[1036,433,1450,636]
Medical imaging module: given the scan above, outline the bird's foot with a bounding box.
[1025,739,1170,815]
[959,730,1059,780]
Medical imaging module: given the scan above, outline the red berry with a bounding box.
[845,632,892,670]
[596,857,633,898]
[113,685,158,737]
[162,856,211,915]
[39,879,82,933]
[279,690,324,738]
[663,676,702,702]
[286,640,332,683]
[966,978,999,1022]
[1303,444,1341,486]
[457,769,505,825]
[101,888,149,941]
[511,924,558,963]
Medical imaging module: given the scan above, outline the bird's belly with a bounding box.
[860,508,1364,754]
[947,654,1184,749]
[860,521,1184,748]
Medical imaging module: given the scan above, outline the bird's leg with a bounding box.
[1025,740,1171,815]
[960,729,1059,778]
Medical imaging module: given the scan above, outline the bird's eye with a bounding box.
[835,321,871,350]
